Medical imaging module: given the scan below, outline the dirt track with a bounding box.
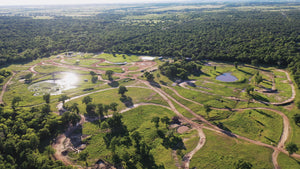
[0,72,16,104]
[0,56,293,168]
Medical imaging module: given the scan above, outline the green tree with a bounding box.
[79,151,89,167]
[82,96,92,105]
[131,131,142,152]
[234,159,252,169]
[110,102,118,112]
[91,76,98,83]
[41,104,51,115]
[161,116,170,128]
[58,94,69,107]
[89,71,96,76]
[151,116,160,129]
[86,103,96,116]
[43,93,50,104]
[294,114,300,126]
[104,104,110,116]
[11,96,22,110]
[204,104,211,118]
[254,74,263,86]
[105,70,114,81]
[97,103,104,119]
[70,103,80,114]
[144,71,155,81]
[24,73,33,82]
[246,85,254,96]
[234,62,238,69]
[156,73,160,79]
[286,142,299,155]
[118,85,128,96]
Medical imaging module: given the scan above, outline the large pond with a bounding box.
[216,73,238,82]
[28,72,79,96]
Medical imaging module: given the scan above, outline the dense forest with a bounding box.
[0,5,300,86]
[0,99,75,168]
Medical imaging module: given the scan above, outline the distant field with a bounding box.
[190,129,273,169]
[95,53,140,63]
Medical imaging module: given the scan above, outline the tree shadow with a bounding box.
[291,157,300,165]
[214,122,236,137]
[237,69,253,76]
[254,109,273,118]
[150,81,161,88]
[120,95,133,107]
[252,94,269,102]
[264,136,275,143]
[255,120,265,126]
[159,80,167,86]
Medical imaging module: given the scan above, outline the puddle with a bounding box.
[216,72,238,82]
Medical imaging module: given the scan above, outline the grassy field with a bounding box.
[62,58,100,66]
[128,66,139,71]
[65,87,168,115]
[95,53,141,63]
[80,105,178,168]
[219,109,283,145]
[190,129,273,169]
[96,67,124,73]
[34,65,88,74]
[180,129,199,158]
[278,152,300,169]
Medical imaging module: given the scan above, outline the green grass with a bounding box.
[97,67,124,73]
[171,86,237,109]
[128,66,139,71]
[180,129,199,156]
[95,53,141,63]
[62,58,100,66]
[219,109,283,145]
[34,65,87,74]
[278,153,300,169]
[273,70,293,101]
[3,72,106,106]
[65,87,168,115]
[190,129,273,169]
[81,105,177,168]
[98,62,115,66]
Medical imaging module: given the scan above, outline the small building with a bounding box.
[84,79,88,82]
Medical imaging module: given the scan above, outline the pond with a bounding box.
[216,73,238,82]
[28,72,79,96]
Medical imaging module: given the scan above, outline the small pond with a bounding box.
[216,72,238,82]
[28,72,79,96]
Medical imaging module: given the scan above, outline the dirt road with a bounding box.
[0,72,16,104]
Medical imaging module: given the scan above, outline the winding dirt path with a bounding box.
[0,72,16,105]
[182,128,206,169]
[138,80,207,168]
[25,57,298,168]
[144,80,300,167]
[271,70,296,106]
[161,82,296,168]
